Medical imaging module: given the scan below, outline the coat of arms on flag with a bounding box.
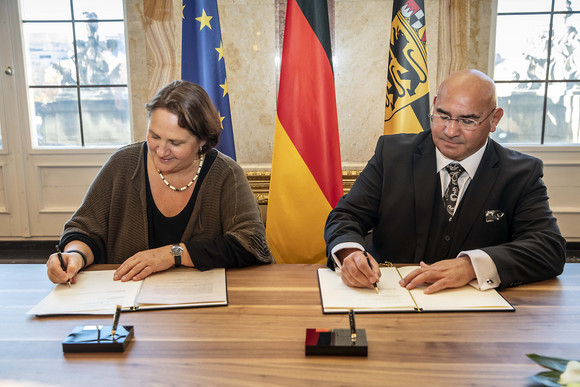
[384,0,430,134]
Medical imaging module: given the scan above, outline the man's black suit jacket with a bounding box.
[325,131,566,289]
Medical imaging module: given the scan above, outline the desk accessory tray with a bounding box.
[62,325,134,353]
[305,328,368,356]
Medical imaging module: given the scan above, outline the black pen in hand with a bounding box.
[55,245,71,287]
[362,251,379,294]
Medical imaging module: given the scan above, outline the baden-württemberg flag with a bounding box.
[384,0,430,134]
[266,0,343,264]
[182,0,236,159]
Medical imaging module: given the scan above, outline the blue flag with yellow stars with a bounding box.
[182,0,236,159]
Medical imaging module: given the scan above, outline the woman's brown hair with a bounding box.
[146,80,220,153]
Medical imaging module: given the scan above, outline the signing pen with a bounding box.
[349,309,356,344]
[111,304,121,340]
[55,245,71,287]
[363,251,379,294]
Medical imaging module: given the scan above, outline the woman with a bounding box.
[47,80,272,284]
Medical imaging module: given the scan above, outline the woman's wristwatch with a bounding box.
[171,244,183,267]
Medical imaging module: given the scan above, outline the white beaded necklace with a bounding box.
[156,154,205,192]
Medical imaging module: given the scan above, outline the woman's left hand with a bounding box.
[113,246,174,281]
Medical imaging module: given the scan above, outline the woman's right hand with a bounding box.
[46,252,84,284]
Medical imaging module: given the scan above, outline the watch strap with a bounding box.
[65,249,88,269]
[171,244,182,267]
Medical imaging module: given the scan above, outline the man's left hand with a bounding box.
[398,256,476,294]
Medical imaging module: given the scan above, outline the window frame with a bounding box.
[491,0,580,146]
[19,0,132,149]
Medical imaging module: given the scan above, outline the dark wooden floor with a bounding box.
[0,241,57,264]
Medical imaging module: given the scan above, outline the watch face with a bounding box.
[171,245,183,256]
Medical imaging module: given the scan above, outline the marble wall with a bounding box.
[126,0,494,169]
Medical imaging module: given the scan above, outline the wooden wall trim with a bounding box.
[246,170,361,205]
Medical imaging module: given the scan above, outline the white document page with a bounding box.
[136,268,227,305]
[318,267,416,312]
[318,266,513,313]
[26,270,142,315]
[397,266,513,310]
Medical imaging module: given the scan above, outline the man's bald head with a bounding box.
[431,69,503,161]
[436,69,498,111]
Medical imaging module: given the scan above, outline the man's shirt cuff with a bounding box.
[330,242,365,271]
[459,249,501,291]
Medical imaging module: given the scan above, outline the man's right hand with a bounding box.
[337,248,382,289]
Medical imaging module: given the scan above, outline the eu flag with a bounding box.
[182,0,236,159]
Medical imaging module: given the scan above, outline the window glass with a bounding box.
[29,88,81,147]
[554,0,580,11]
[20,0,130,148]
[22,23,76,86]
[74,21,127,85]
[81,87,130,146]
[73,0,124,20]
[494,14,550,81]
[545,82,580,143]
[492,83,544,144]
[494,0,579,145]
[497,0,552,13]
[20,0,71,20]
[550,13,580,81]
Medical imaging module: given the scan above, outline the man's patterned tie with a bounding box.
[443,163,465,221]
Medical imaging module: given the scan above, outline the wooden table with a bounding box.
[1,263,579,386]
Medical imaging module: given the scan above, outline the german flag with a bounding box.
[384,0,430,134]
[266,0,343,264]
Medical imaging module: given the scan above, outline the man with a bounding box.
[325,69,566,294]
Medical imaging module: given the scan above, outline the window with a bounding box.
[20,0,131,148]
[494,0,580,144]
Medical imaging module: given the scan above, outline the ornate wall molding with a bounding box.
[246,170,361,205]
[435,0,493,86]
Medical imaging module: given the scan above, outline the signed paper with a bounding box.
[136,269,226,305]
[318,267,416,311]
[27,268,227,315]
[27,270,141,315]
[317,267,513,313]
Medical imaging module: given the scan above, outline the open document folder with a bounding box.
[317,267,514,313]
[27,268,227,316]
